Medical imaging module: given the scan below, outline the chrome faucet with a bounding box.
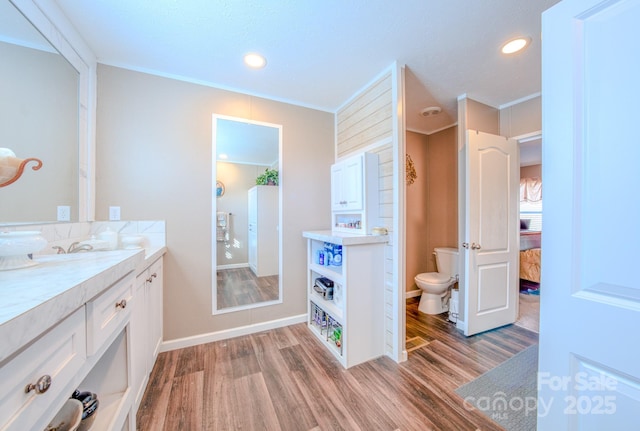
[52,242,94,254]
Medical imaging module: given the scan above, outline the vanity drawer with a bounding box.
[86,273,135,356]
[0,307,86,431]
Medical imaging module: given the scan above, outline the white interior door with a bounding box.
[463,130,519,336]
[539,0,640,428]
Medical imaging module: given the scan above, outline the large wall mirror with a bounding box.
[212,115,283,314]
[0,0,81,224]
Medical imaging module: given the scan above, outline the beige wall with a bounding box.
[215,162,268,267]
[405,131,429,290]
[96,65,334,341]
[405,127,458,291]
[500,96,541,138]
[520,164,542,179]
[466,98,500,135]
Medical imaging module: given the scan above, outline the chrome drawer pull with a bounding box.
[115,299,127,309]
[25,374,52,394]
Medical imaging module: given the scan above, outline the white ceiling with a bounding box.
[216,118,279,167]
[51,0,559,134]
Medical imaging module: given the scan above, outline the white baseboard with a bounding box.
[405,289,421,299]
[217,263,249,270]
[159,314,307,352]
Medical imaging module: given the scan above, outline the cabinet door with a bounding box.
[130,273,148,410]
[248,186,257,224]
[147,258,163,364]
[331,163,345,210]
[248,223,257,273]
[342,157,363,210]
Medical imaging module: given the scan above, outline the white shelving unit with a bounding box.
[303,230,388,368]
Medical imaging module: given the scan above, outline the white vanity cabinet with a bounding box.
[0,249,165,431]
[131,256,164,411]
[331,152,379,235]
[303,230,388,368]
[0,307,86,431]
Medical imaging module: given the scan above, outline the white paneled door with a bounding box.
[463,130,519,336]
[539,0,640,428]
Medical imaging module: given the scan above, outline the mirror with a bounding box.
[212,115,282,314]
[0,0,79,223]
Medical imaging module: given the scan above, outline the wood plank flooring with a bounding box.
[216,267,279,309]
[137,298,538,430]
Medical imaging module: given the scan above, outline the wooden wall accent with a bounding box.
[336,69,398,358]
[337,73,394,158]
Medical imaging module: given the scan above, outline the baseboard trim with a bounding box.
[217,263,249,270]
[159,314,307,352]
[405,289,421,299]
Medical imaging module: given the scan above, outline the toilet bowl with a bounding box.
[414,247,459,314]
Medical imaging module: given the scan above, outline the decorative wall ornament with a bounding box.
[0,148,43,188]
[216,180,225,197]
[405,154,417,185]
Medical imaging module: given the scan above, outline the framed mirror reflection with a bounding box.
[0,0,81,223]
[212,115,282,314]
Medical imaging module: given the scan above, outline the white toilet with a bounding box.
[414,247,459,314]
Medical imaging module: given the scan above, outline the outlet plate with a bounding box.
[109,206,121,221]
[57,206,71,221]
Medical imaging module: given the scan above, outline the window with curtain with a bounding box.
[520,177,542,231]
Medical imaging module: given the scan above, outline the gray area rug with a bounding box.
[455,344,539,431]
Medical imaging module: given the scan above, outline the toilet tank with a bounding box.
[434,247,459,277]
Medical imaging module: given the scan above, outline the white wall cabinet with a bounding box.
[331,152,379,235]
[248,185,279,277]
[303,230,388,368]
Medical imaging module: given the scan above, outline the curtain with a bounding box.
[520,177,542,202]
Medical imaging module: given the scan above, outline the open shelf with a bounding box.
[78,328,131,431]
[309,301,343,359]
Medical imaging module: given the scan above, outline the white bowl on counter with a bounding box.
[0,231,47,271]
[119,235,144,250]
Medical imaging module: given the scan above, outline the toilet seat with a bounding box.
[415,272,451,284]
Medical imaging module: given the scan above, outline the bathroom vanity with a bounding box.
[303,230,387,368]
[0,246,165,431]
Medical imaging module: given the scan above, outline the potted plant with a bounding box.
[256,168,279,185]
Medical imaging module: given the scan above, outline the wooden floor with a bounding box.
[137,299,538,430]
[216,267,279,309]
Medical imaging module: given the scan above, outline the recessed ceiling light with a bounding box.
[244,53,267,69]
[501,37,531,55]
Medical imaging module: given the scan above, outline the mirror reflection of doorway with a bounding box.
[212,115,282,314]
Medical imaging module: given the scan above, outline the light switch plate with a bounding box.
[109,206,121,221]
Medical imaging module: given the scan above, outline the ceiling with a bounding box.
[216,118,279,167]
[51,0,560,134]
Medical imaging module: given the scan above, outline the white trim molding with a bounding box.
[159,314,307,352]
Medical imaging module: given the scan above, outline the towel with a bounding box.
[216,212,229,242]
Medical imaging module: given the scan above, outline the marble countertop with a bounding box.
[302,229,389,245]
[0,246,166,362]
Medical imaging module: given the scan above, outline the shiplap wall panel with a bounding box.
[336,70,397,357]
[337,73,393,159]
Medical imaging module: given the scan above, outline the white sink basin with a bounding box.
[0,231,47,270]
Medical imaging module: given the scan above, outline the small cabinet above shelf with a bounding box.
[331,152,379,235]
